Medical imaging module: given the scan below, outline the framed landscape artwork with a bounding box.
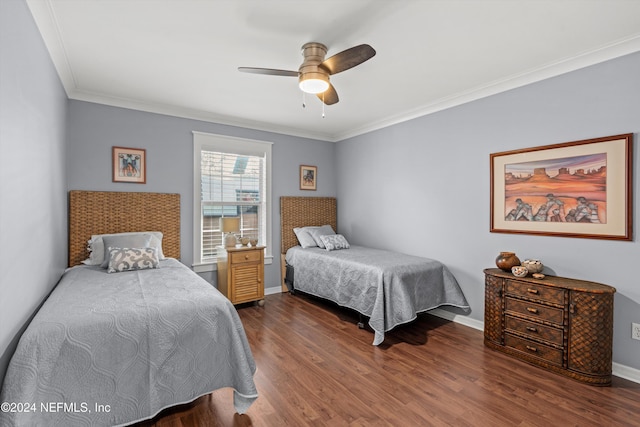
[490,134,632,240]
[113,146,146,184]
[300,165,317,191]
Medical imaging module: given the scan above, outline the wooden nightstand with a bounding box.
[217,245,265,306]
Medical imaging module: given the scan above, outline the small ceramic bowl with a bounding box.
[240,236,250,246]
[511,265,529,277]
[522,259,544,274]
[249,238,258,247]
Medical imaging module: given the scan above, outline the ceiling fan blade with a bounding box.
[317,83,339,105]
[238,67,298,77]
[319,44,376,75]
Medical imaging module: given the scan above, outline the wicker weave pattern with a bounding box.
[484,274,503,345]
[69,191,180,267]
[280,197,337,254]
[568,292,614,375]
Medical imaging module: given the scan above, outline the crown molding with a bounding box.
[332,34,640,142]
[27,0,640,143]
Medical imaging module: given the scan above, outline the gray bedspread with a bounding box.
[0,259,257,427]
[286,246,469,345]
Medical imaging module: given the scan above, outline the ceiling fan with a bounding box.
[238,42,376,105]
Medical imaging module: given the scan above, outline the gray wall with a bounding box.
[3,0,639,387]
[66,101,336,290]
[0,0,68,384]
[336,52,640,371]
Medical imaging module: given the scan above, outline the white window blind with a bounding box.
[193,132,272,271]
[200,151,264,259]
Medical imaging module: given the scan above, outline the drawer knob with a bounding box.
[526,326,538,333]
[526,345,538,352]
[245,255,249,260]
[527,307,539,314]
[527,288,539,295]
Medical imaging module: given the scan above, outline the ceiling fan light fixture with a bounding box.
[299,72,329,94]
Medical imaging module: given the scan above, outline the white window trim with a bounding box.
[192,131,273,273]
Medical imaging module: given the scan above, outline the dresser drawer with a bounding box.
[506,280,565,305]
[505,333,563,366]
[230,250,262,264]
[505,297,564,325]
[505,315,564,346]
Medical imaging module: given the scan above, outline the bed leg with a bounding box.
[357,314,365,329]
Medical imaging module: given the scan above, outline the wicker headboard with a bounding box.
[68,190,181,267]
[280,196,337,254]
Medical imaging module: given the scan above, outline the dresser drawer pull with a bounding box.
[526,307,539,314]
[527,288,539,294]
[245,255,249,260]
[526,326,538,333]
[526,345,538,352]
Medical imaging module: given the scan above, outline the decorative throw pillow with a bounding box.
[320,234,350,251]
[100,234,153,268]
[107,247,160,273]
[309,225,336,249]
[83,231,165,266]
[293,226,319,248]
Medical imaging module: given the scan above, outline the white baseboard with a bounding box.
[611,362,640,384]
[264,286,282,296]
[427,308,640,385]
[428,307,484,331]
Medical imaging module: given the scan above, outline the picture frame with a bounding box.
[490,133,632,240]
[300,165,317,191]
[112,146,146,184]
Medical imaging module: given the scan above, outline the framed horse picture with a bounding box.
[300,165,317,191]
[113,146,146,184]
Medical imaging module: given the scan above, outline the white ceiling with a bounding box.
[27,0,640,142]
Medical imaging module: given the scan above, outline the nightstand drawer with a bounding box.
[505,297,564,325]
[505,315,563,346]
[506,280,565,305]
[230,250,262,264]
[505,333,563,366]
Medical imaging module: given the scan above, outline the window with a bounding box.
[193,132,272,272]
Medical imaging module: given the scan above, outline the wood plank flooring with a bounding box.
[137,292,640,427]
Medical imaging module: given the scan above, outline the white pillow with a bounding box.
[308,225,336,249]
[320,234,350,251]
[83,231,165,266]
[293,226,319,248]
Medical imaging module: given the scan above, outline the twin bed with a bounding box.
[280,196,470,345]
[0,191,258,427]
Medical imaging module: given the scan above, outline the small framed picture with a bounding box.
[300,165,317,191]
[113,146,146,184]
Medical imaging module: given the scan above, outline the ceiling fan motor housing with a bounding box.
[299,42,330,86]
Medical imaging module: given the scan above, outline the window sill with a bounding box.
[192,255,273,273]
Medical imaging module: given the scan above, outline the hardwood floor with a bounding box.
[138,292,640,427]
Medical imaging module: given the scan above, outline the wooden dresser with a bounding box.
[217,246,265,306]
[484,268,615,386]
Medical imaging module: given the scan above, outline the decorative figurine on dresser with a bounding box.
[484,268,615,386]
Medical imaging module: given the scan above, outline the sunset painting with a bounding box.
[504,153,606,224]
